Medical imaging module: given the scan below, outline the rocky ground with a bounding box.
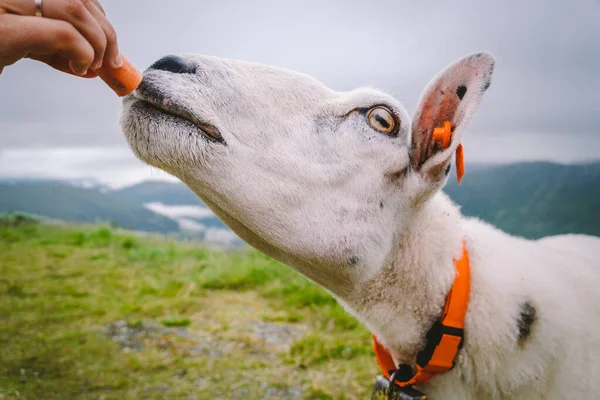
[104,291,309,399]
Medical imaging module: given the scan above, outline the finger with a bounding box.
[41,0,107,70]
[3,0,119,69]
[88,0,106,15]
[0,0,36,15]
[27,54,98,78]
[82,0,121,68]
[3,14,94,75]
[1,0,101,16]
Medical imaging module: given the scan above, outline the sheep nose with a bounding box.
[149,55,196,74]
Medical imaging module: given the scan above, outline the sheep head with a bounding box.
[120,52,494,296]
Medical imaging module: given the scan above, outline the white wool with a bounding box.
[120,52,600,399]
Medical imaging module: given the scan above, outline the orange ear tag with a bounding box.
[432,121,466,185]
[456,143,465,185]
[432,121,453,148]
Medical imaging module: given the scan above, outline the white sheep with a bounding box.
[120,52,600,399]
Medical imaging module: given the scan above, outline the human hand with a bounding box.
[0,0,120,77]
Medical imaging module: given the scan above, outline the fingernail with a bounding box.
[92,60,103,70]
[74,68,88,76]
[69,60,87,75]
[114,54,123,68]
[75,66,88,76]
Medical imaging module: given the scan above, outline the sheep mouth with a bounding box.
[131,82,225,145]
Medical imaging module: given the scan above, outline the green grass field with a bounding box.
[0,216,377,399]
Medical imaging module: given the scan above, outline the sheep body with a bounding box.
[120,52,600,398]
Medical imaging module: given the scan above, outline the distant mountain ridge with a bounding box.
[1,161,599,240]
[113,182,230,232]
[444,161,600,239]
[0,181,179,233]
[112,181,205,206]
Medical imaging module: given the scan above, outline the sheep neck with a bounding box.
[344,192,464,366]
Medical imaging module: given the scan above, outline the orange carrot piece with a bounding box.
[95,54,142,97]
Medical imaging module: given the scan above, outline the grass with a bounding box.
[0,217,377,399]
[161,316,191,327]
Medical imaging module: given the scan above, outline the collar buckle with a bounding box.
[416,320,464,370]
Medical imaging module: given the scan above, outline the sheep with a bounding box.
[119,52,600,399]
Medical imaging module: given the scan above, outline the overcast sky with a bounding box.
[1,0,599,187]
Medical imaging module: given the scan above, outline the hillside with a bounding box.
[112,180,205,206]
[0,181,179,233]
[112,180,231,233]
[444,161,600,239]
[2,161,599,240]
[115,162,600,240]
[0,217,374,399]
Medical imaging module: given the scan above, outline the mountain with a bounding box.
[0,181,179,233]
[444,161,600,239]
[111,162,600,240]
[64,177,110,192]
[111,180,236,242]
[2,161,598,241]
[112,180,204,206]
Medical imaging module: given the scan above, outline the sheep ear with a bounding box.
[410,52,495,186]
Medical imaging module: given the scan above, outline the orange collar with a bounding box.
[373,241,471,388]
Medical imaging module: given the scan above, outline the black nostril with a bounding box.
[149,55,197,74]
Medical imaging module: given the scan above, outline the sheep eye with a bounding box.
[367,106,397,135]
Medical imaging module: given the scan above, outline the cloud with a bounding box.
[0,147,178,188]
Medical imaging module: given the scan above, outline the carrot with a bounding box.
[95,54,142,97]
